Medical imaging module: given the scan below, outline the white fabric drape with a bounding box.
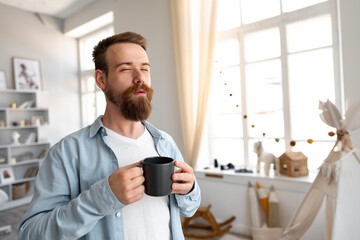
[281,151,339,240]
[282,100,360,240]
[281,149,360,240]
[170,0,218,167]
[332,149,360,239]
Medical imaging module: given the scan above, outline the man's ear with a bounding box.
[95,70,106,90]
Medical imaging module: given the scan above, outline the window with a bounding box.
[207,0,341,170]
[78,26,114,127]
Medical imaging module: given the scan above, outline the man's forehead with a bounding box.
[107,43,147,58]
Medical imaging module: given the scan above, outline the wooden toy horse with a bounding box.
[254,141,280,176]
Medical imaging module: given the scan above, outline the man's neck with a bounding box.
[101,107,145,139]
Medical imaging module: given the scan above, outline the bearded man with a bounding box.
[19,32,201,240]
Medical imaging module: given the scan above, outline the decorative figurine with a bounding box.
[253,141,280,176]
[214,159,218,168]
[11,131,20,145]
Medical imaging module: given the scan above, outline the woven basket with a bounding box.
[12,182,28,200]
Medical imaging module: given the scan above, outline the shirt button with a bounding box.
[116,212,121,217]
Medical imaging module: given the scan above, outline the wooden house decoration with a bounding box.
[279,151,308,177]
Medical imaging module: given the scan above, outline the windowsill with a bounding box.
[195,167,318,192]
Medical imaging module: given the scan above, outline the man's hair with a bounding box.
[92,31,148,75]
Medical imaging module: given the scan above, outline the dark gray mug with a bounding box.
[143,156,174,197]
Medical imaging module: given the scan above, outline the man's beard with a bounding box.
[105,84,154,121]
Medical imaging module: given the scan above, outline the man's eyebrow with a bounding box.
[116,62,131,68]
[142,63,151,67]
[116,62,151,68]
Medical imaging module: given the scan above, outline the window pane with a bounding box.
[244,28,280,62]
[282,0,328,13]
[245,60,284,137]
[212,139,244,166]
[96,90,106,116]
[286,15,332,53]
[82,93,96,126]
[212,114,243,138]
[241,0,280,24]
[214,39,240,67]
[205,0,338,171]
[288,48,335,139]
[212,66,241,113]
[292,141,335,170]
[81,76,95,92]
[217,0,241,31]
[79,26,114,71]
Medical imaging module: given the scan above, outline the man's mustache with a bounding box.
[123,84,154,96]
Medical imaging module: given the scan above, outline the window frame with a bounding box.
[207,0,342,169]
[78,25,114,127]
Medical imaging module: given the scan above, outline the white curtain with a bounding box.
[169,0,218,167]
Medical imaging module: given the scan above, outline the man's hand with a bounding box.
[109,161,145,205]
[172,160,195,195]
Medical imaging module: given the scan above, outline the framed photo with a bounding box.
[0,70,8,90]
[0,167,15,184]
[13,57,42,91]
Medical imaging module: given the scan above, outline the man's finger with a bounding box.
[172,183,192,193]
[173,172,192,182]
[174,160,193,173]
[114,161,143,173]
[127,166,144,178]
[132,175,145,187]
[123,187,144,205]
[123,160,143,170]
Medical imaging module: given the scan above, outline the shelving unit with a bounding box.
[0,89,50,211]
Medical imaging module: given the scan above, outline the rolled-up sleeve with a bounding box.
[19,140,124,240]
[174,179,201,217]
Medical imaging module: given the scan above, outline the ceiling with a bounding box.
[0,0,97,19]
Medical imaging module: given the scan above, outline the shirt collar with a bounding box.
[142,121,162,141]
[89,115,105,138]
[89,115,163,141]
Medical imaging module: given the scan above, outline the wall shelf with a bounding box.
[0,90,50,211]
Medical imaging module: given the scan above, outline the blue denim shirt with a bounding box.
[19,116,201,240]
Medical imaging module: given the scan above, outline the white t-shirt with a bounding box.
[104,127,171,240]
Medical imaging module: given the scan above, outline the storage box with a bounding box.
[279,151,308,177]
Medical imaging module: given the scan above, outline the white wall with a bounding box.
[0,4,81,145]
[337,0,360,148]
[113,0,183,154]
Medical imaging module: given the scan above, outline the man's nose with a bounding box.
[134,78,144,84]
[133,70,145,84]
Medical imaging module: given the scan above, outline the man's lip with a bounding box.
[135,89,146,94]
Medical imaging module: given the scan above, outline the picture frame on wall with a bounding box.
[13,57,42,91]
[0,70,8,90]
[0,167,15,184]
